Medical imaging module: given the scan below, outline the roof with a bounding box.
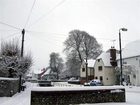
[87,59,95,67]
[43,68,51,75]
[97,51,112,66]
[117,40,140,59]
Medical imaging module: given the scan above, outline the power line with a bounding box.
[27,33,64,47]
[0,29,17,31]
[24,0,36,28]
[28,0,66,28]
[0,21,21,30]
[0,32,20,42]
[26,30,67,37]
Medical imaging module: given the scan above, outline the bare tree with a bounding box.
[49,52,64,79]
[64,30,102,78]
[64,30,84,63]
[65,52,81,77]
[64,29,102,62]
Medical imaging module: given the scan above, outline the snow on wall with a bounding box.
[31,86,125,91]
[0,77,18,80]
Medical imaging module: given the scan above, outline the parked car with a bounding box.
[38,80,53,86]
[84,79,103,86]
[68,77,80,84]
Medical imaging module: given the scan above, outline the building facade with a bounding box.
[80,59,95,84]
[117,40,140,86]
[94,47,117,86]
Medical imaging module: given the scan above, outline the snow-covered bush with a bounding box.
[0,39,33,77]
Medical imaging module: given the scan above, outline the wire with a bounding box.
[0,32,20,42]
[24,0,36,28]
[27,33,64,47]
[0,29,19,32]
[0,21,21,30]
[26,30,67,37]
[28,0,66,28]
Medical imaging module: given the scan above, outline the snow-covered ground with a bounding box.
[0,82,140,105]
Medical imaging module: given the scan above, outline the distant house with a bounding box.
[80,59,95,84]
[117,40,140,86]
[94,47,118,86]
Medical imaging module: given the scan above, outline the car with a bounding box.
[84,79,103,86]
[38,80,53,87]
[68,77,80,84]
[89,79,103,86]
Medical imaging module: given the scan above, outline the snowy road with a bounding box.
[0,82,140,105]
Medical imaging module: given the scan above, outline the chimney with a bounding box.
[110,46,117,67]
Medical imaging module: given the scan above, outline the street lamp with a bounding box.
[119,28,127,85]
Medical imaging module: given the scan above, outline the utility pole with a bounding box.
[18,29,25,93]
[86,57,88,82]
[21,29,25,57]
[119,28,127,85]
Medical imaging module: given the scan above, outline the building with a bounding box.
[117,40,140,86]
[80,59,95,84]
[94,47,118,86]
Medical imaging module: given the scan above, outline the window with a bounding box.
[82,68,85,72]
[98,59,100,62]
[95,76,98,79]
[123,62,127,64]
[98,66,102,71]
[100,76,103,81]
[133,74,136,78]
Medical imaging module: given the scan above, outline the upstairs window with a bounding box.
[82,68,85,72]
[98,66,102,71]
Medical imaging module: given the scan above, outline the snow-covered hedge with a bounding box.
[31,87,125,105]
[0,77,19,97]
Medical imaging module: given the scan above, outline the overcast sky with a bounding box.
[0,0,140,72]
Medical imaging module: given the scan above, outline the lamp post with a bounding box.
[119,28,127,85]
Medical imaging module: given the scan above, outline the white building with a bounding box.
[80,59,95,84]
[94,47,118,86]
[117,40,140,86]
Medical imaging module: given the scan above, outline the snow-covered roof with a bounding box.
[97,51,112,66]
[83,59,95,67]
[117,40,140,59]
[87,59,95,67]
[43,68,51,75]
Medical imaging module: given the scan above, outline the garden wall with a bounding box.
[0,77,19,97]
[31,86,125,105]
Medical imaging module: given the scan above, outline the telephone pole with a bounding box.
[21,29,25,57]
[18,29,25,93]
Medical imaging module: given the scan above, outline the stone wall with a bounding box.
[31,87,125,105]
[0,77,19,97]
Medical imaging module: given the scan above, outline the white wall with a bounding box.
[94,59,116,86]
[117,56,140,86]
[80,64,94,78]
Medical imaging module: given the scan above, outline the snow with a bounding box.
[97,51,112,66]
[117,40,140,59]
[83,59,95,67]
[87,59,95,67]
[0,77,18,80]
[1,82,140,105]
[32,86,125,91]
